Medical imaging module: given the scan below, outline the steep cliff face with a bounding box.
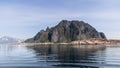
[25,20,106,43]
[99,32,106,39]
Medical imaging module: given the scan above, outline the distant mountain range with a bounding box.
[0,36,23,44]
[25,20,106,43]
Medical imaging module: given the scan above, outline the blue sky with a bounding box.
[0,0,120,39]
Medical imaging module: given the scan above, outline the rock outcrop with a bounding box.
[25,20,106,43]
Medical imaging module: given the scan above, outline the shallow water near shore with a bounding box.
[0,44,120,68]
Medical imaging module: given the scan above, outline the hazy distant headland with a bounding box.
[0,36,22,44]
[24,20,111,45]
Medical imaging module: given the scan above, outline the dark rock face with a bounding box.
[25,20,106,43]
[99,32,106,39]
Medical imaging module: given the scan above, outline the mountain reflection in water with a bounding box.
[0,44,120,68]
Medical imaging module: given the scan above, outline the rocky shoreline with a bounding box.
[15,38,120,46]
[70,38,120,45]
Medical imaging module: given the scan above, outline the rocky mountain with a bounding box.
[0,36,23,44]
[25,20,106,43]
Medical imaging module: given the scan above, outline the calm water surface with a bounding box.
[0,44,120,68]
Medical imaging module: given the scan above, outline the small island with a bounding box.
[24,20,114,45]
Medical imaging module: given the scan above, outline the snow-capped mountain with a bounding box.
[0,36,23,44]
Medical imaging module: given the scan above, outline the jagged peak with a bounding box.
[58,20,70,24]
[58,20,87,27]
